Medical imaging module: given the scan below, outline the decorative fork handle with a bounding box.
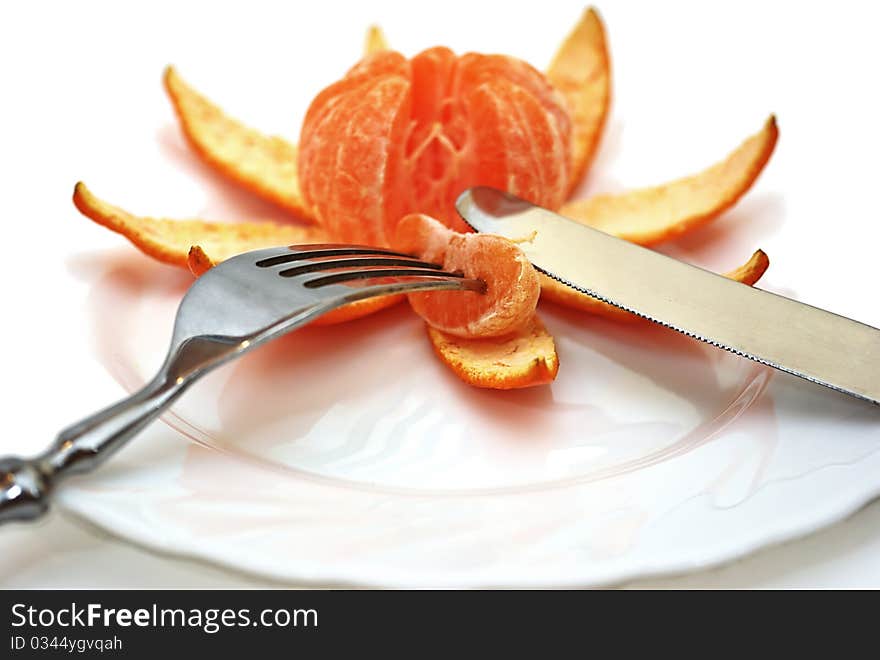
[0,374,188,524]
[0,334,242,524]
[0,253,484,524]
[1,319,314,523]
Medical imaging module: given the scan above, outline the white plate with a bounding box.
[9,1,879,587]
[53,254,880,587]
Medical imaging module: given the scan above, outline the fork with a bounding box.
[0,244,485,524]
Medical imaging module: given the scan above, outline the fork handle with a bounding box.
[0,375,186,524]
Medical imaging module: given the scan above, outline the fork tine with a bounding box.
[338,275,488,299]
[304,268,476,289]
[277,257,443,278]
[0,241,492,524]
[255,245,413,268]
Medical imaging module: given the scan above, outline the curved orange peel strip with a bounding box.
[723,248,770,286]
[73,183,401,326]
[559,116,778,246]
[186,245,216,276]
[73,182,318,269]
[547,7,611,195]
[364,25,389,55]
[163,66,314,221]
[540,248,770,322]
[313,296,405,326]
[426,315,559,389]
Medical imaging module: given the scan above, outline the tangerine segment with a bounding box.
[396,214,540,338]
[364,25,389,55]
[394,49,572,238]
[540,249,770,321]
[393,210,455,263]
[426,315,558,389]
[559,116,779,246]
[299,51,413,245]
[298,48,572,247]
[73,182,319,269]
[164,67,314,221]
[186,245,403,326]
[547,7,611,195]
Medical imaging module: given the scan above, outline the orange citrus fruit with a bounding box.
[395,213,539,338]
[75,12,780,390]
[298,47,573,247]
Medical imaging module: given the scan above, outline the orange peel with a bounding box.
[163,66,314,221]
[724,248,770,286]
[540,248,770,321]
[364,25,389,55]
[73,183,400,326]
[74,16,780,387]
[559,116,778,246]
[426,315,559,389]
[73,182,318,269]
[547,7,611,195]
[309,296,405,326]
[185,245,216,276]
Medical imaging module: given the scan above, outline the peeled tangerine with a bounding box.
[75,11,778,389]
[298,47,573,247]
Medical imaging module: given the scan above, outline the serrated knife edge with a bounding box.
[457,187,880,406]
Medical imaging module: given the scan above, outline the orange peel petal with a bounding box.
[547,7,611,194]
[723,248,770,286]
[540,248,770,321]
[559,116,779,246]
[187,245,215,276]
[311,296,404,326]
[426,315,559,389]
[364,25,389,55]
[73,184,403,327]
[73,182,318,268]
[163,66,314,221]
[73,183,400,326]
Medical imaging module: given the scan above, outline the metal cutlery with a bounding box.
[0,245,484,523]
[5,187,876,524]
[457,186,880,406]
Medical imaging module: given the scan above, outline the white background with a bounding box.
[1,0,879,587]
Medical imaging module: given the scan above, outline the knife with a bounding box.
[456,186,880,406]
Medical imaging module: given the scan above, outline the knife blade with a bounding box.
[456,186,880,406]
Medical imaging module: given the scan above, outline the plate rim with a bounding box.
[56,432,880,588]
